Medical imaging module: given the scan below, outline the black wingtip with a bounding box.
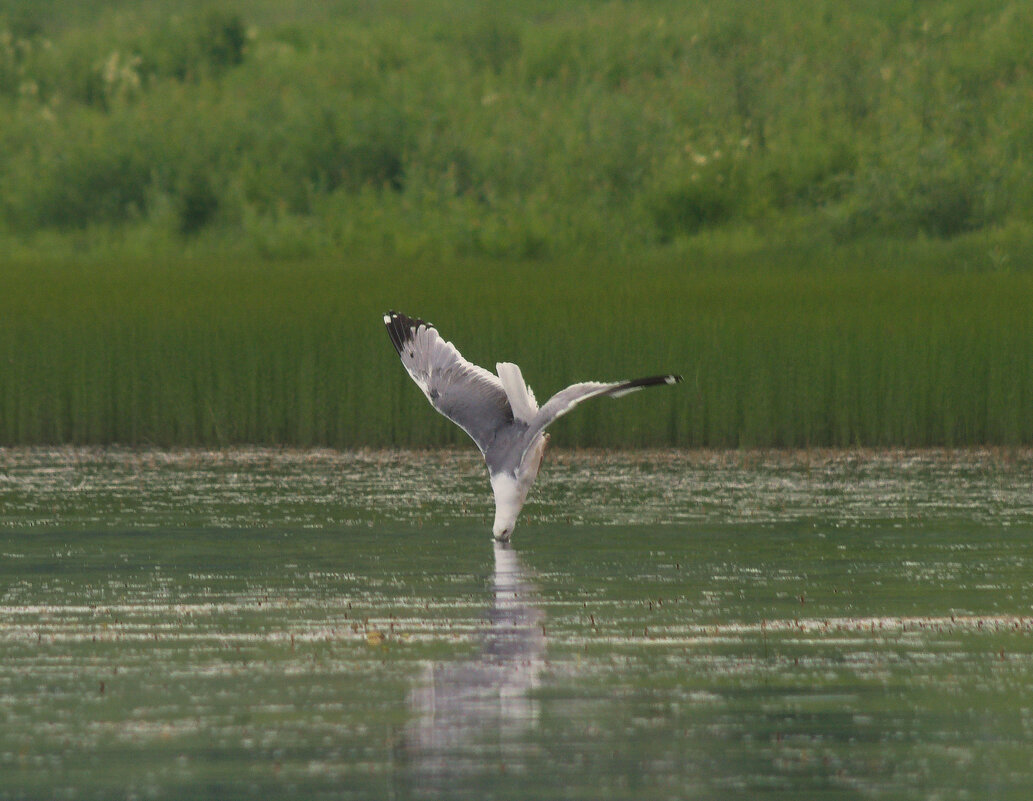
[627,374,683,390]
[383,310,403,355]
[606,373,683,398]
[383,310,434,357]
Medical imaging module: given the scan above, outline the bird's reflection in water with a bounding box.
[405,541,545,794]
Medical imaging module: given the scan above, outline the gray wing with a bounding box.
[385,311,513,453]
[519,374,682,461]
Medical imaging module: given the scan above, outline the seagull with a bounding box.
[384,311,682,542]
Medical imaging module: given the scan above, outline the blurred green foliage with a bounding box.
[2,1,1033,447]
[0,0,1031,257]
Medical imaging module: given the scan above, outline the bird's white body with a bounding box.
[489,361,548,540]
[384,311,680,541]
[490,431,549,540]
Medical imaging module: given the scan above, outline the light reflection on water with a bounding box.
[1,448,1033,800]
[406,543,544,797]
[3,446,1033,530]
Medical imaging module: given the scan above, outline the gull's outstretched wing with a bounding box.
[520,374,682,460]
[384,311,513,453]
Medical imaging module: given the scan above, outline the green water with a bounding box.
[2,448,1033,800]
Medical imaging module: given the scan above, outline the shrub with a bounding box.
[649,150,748,241]
[650,181,736,241]
[845,143,990,238]
[455,18,521,74]
[761,140,858,210]
[19,138,153,228]
[1,1,1032,252]
[177,169,220,235]
[199,11,246,70]
[139,11,248,83]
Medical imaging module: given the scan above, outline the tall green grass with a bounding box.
[3,240,1032,448]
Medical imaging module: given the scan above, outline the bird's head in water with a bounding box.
[492,501,519,542]
[490,472,524,542]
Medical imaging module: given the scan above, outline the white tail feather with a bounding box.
[496,362,539,423]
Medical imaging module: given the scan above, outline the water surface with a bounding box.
[2,448,1032,799]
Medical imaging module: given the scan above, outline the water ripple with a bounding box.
[3,446,1033,530]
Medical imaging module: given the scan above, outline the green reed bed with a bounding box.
[2,244,1031,448]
